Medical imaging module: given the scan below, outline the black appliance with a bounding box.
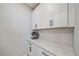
[31,31,40,39]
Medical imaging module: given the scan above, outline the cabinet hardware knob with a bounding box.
[35,24,37,28]
[29,47,32,52]
[49,20,53,26]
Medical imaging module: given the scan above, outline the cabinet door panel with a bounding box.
[32,4,41,29]
[37,46,54,56]
[32,10,37,29]
[30,43,37,56]
[41,3,52,28]
[36,46,43,56]
[69,3,75,27]
[53,3,68,27]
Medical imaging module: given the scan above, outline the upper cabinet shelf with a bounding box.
[32,3,75,30]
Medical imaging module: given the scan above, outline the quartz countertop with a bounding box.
[29,39,75,56]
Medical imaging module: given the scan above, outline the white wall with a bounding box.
[0,3,32,56]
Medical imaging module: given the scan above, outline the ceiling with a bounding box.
[25,3,39,10]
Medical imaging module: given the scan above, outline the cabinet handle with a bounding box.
[29,47,32,52]
[35,24,37,28]
[49,20,53,26]
[42,52,49,56]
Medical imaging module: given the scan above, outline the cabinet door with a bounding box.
[37,46,54,56]
[28,42,37,56]
[53,3,68,27]
[32,4,41,29]
[36,46,42,56]
[69,3,75,27]
[41,3,52,28]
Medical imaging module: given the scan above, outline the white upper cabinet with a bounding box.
[32,4,41,29]
[69,3,75,27]
[41,3,52,28]
[32,3,75,29]
[53,3,68,27]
